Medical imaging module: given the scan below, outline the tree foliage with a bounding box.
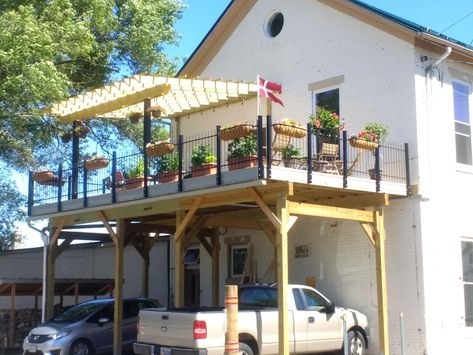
[0,166,26,250]
[0,0,184,169]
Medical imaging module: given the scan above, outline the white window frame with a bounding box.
[453,80,473,167]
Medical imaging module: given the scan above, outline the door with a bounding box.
[184,268,200,307]
[298,288,343,352]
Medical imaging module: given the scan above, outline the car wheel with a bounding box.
[69,339,94,355]
[239,342,255,355]
[346,330,366,355]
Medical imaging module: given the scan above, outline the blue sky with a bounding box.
[166,0,473,61]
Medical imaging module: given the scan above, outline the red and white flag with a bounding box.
[258,76,284,107]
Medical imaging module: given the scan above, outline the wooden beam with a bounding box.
[359,222,376,246]
[374,208,389,355]
[211,229,220,307]
[315,193,389,209]
[48,216,67,253]
[175,197,203,242]
[113,219,125,355]
[276,194,289,355]
[288,201,374,223]
[248,188,281,229]
[0,283,11,293]
[182,216,208,250]
[197,235,213,256]
[53,237,73,260]
[175,210,184,307]
[97,211,118,244]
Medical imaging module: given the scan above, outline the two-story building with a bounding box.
[26,1,473,354]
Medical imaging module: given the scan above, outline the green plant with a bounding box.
[309,108,344,137]
[281,145,301,160]
[227,134,257,159]
[191,144,216,167]
[127,158,144,179]
[363,122,388,142]
[157,154,179,174]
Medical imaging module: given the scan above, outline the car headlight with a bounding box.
[48,329,72,340]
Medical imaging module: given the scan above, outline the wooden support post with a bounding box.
[175,210,184,307]
[9,284,15,347]
[224,285,239,354]
[277,194,289,355]
[113,218,125,355]
[74,283,79,305]
[211,229,220,306]
[375,208,389,355]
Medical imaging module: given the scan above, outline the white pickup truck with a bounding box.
[133,284,369,355]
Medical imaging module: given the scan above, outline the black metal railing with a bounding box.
[28,116,411,214]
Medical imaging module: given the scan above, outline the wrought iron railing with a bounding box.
[28,116,410,215]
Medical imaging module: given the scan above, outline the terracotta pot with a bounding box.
[192,163,217,177]
[157,172,178,183]
[124,177,152,189]
[228,156,258,171]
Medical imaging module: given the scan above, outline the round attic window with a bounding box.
[265,12,284,38]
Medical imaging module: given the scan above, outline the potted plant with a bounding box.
[191,144,217,177]
[125,158,150,189]
[227,134,258,170]
[61,132,72,144]
[74,123,90,138]
[157,154,179,183]
[219,122,255,141]
[127,111,143,124]
[33,170,55,183]
[146,105,162,118]
[146,139,175,157]
[273,118,307,138]
[309,108,345,138]
[84,154,110,171]
[349,122,388,151]
[281,144,301,168]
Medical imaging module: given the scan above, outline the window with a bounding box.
[314,88,340,116]
[230,245,248,277]
[184,247,200,265]
[265,12,284,38]
[462,241,473,327]
[453,82,472,165]
[302,289,329,312]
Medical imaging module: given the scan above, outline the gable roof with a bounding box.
[178,0,473,77]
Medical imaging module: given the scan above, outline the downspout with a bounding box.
[28,221,49,322]
[425,46,452,77]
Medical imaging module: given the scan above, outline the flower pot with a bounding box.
[146,142,175,157]
[124,177,152,189]
[273,123,307,138]
[192,163,217,177]
[147,105,162,118]
[157,172,178,183]
[85,158,110,171]
[228,156,258,171]
[368,169,382,180]
[33,170,55,183]
[350,138,378,150]
[282,158,298,168]
[219,124,255,141]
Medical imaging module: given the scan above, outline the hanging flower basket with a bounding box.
[273,123,307,138]
[127,112,142,124]
[146,105,162,118]
[33,170,55,183]
[219,124,255,141]
[74,125,90,138]
[146,141,175,157]
[349,138,378,150]
[61,132,72,144]
[85,158,110,171]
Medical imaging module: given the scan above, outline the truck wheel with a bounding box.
[346,330,366,355]
[239,342,254,355]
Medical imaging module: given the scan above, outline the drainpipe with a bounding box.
[425,46,452,76]
[28,221,49,322]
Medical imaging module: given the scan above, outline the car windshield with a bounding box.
[51,302,109,322]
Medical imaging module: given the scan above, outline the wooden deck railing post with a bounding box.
[375,146,381,192]
[404,143,411,196]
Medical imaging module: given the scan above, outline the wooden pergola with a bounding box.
[41,75,392,355]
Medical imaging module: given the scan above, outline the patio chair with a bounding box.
[315,143,340,174]
[103,171,126,190]
[271,133,291,165]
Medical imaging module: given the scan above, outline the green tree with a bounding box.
[0,0,184,169]
[0,167,26,250]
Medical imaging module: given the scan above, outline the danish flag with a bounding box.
[258,76,284,107]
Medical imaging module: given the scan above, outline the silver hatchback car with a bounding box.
[23,298,160,355]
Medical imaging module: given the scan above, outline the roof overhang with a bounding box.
[47,75,257,123]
